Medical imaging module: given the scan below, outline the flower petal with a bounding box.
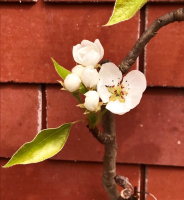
[94,39,104,60]
[81,40,99,53]
[90,69,99,88]
[64,73,81,92]
[99,62,122,86]
[97,82,111,103]
[73,44,82,64]
[106,100,130,115]
[84,91,99,111]
[125,93,142,109]
[81,66,94,88]
[123,70,147,93]
[72,65,84,79]
[82,50,101,67]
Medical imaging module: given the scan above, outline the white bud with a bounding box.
[82,66,99,88]
[72,39,104,67]
[84,91,99,111]
[64,73,81,92]
[71,65,84,79]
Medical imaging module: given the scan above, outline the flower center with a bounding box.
[108,84,128,103]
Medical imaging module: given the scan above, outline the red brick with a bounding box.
[0,0,36,2]
[1,158,140,200]
[0,2,139,83]
[46,85,103,162]
[47,86,184,166]
[116,88,184,166]
[0,84,40,157]
[145,4,184,87]
[147,166,184,200]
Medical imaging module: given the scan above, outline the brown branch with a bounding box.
[101,110,120,200]
[118,7,184,74]
[88,126,114,144]
[88,8,184,200]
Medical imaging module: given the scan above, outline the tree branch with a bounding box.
[118,7,184,74]
[88,8,184,200]
[88,126,114,144]
[101,111,120,200]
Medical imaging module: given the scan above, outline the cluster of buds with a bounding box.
[62,39,147,116]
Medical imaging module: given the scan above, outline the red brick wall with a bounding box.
[1,1,184,199]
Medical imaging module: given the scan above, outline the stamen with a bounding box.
[114,90,117,93]
[121,86,124,89]
[121,91,124,95]
[121,96,124,99]
[112,85,115,88]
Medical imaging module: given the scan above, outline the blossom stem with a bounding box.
[72,92,82,103]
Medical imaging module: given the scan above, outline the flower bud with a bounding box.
[84,91,99,111]
[82,66,99,88]
[64,73,81,92]
[73,39,104,67]
[71,65,84,79]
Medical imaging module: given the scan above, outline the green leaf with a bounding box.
[104,0,148,26]
[52,58,71,80]
[3,123,73,168]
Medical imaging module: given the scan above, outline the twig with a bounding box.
[118,8,184,74]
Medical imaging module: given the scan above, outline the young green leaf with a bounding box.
[104,0,148,26]
[52,58,71,80]
[3,123,73,168]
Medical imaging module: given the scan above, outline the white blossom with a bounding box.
[64,73,81,92]
[97,62,147,115]
[81,66,99,88]
[84,91,99,111]
[73,39,104,67]
[71,65,84,79]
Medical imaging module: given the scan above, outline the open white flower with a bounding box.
[64,73,81,92]
[84,91,99,111]
[73,39,104,67]
[97,62,147,115]
[81,66,99,88]
[71,65,84,79]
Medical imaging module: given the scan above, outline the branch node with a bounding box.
[88,126,113,144]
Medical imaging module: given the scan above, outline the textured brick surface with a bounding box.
[46,85,102,162]
[0,84,40,157]
[116,88,184,166]
[47,86,184,166]
[0,0,36,2]
[145,4,184,87]
[147,166,184,200]
[1,2,184,200]
[1,158,140,200]
[0,1,139,83]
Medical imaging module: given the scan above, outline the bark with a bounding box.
[88,126,113,144]
[119,8,184,74]
[101,111,120,200]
